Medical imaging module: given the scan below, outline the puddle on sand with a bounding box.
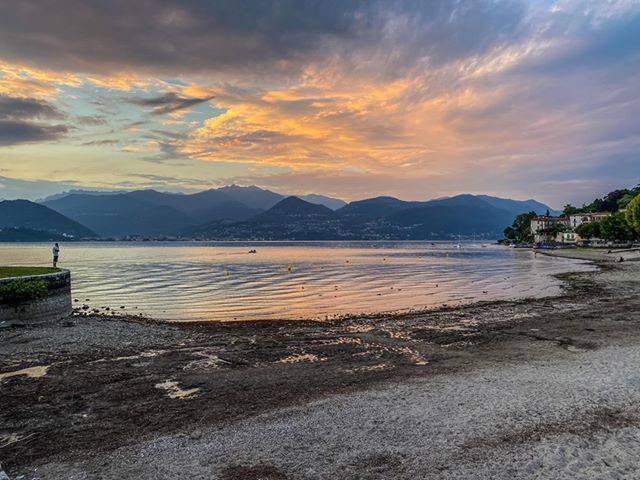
[155,380,200,399]
[0,365,51,381]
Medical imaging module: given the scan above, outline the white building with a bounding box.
[569,212,611,230]
[530,216,570,243]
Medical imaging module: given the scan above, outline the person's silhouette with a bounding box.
[52,243,60,267]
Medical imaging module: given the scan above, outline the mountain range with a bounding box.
[188,194,557,240]
[3,185,559,241]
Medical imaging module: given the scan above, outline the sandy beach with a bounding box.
[2,248,640,479]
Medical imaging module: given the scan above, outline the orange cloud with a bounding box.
[0,61,82,97]
[0,60,166,100]
[174,70,479,179]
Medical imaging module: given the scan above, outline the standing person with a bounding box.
[52,243,60,267]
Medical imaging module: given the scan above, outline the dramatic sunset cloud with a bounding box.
[0,0,638,205]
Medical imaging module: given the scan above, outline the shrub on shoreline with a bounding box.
[0,279,49,309]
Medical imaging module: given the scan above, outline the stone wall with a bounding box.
[0,270,72,324]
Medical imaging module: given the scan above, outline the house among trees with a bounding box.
[531,213,612,244]
[505,185,639,245]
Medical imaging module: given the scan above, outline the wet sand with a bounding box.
[1,248,640,479]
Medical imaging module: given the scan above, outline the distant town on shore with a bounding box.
[503,184,640,247]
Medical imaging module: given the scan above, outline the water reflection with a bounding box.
[0,241,594,322]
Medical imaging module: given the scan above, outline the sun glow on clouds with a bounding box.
[0,62,164,97]
[183,81,420,170]
[0,0,639,205]
[0,62,82,97]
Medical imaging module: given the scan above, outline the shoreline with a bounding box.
[533,246,640,262]
[2,250,640,478]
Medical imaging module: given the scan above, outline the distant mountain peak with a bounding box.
[220,184,264,191]
[0,199,95,238]
[371,195,403,202]
[271,196,333,213]
[255,196,334,221]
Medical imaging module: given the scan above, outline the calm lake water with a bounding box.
[0,241,594,322]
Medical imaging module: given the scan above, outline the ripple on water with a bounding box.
[0,241,594,322]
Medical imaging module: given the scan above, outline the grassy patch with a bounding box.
[0,266,60,279]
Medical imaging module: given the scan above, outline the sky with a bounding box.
[0,0,639,208]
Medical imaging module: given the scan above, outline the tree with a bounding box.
[503,226,515,241]
[619,193,636,210]
[576,221,601,240]
[600,212,635,242]
[585,198,605,213]
[619,186,640,210]
[625,194,640,235]
[566,185,640,216]
[581,187,635,213]
[563,204,581,216]
[547,223,565,237]
[601,190,629,212]
[506,211,537,243]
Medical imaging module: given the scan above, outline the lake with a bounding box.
[0,241,594,322]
